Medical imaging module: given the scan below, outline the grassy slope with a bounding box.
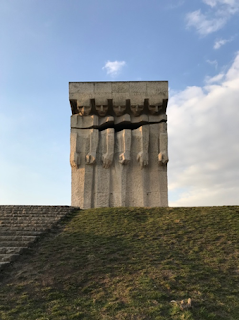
[0,206,239,320]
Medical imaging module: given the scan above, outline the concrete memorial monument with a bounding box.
[69,81,169,208]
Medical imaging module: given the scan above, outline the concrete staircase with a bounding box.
[0,205,76,270]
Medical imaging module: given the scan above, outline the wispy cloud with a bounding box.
[186,9,226,35]
[168,52,239,206]
[102,60,126,76]
[186,0,239,35]
[214,37,233,49]
[167,0,185,9]
[206,59,218,69]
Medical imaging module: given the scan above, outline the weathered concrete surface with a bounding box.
[69,81,169,208]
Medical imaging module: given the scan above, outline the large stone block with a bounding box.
[69,81,169,208]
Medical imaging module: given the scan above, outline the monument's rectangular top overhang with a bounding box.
[69,81,168,115]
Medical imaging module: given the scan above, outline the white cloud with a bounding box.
[203,0,239,11]
[203,0,218,7]
[225,52,239,81]
[168,52,239,206]
[186,0,239,35]
[102,60,126,76]
[203,0,239,9]
[205,72,224,84]
[214,37,232,49]
[186,10,227,35]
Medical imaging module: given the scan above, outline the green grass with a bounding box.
[0,206,239,319]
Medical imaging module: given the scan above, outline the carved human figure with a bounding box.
[95,105,108,117]
[148,104,163,115]
[119,129,131,165]
[77,101,92,116]
[70,132,80,168]
[85,129,99,165]
[158,122,169,165]
[130,105,144,117]
[136,125,149,169]
[102,128,114,169]
[113,105,126,117]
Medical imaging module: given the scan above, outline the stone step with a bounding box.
[0,227,48,232]
[0,230,42,236]
[0,217,59,221]
[0,235,37,242]
[0,254,19,262]
[0,262,9,269]
[0,212,67,216]
[0,228,52,233]
[0,212,66,216]
[0,219,56,223]
[0,217,61,222]
[0,241,35,247]
[1,220,64,224]
[0,223,55,228]
[0,223,57,227]
[0,225,54,230]
[0,217,65,222]
[0,207,73,215]
[0,212,67,215]
[0,247,27,254]
[0,222,60,226]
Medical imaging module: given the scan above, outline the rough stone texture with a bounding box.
[69,81,169,208]
[0,206,75,270]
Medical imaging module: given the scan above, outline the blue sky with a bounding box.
[1,0,239,206]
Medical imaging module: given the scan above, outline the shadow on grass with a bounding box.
[0,206,239,319]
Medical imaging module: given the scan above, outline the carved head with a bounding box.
[130,105,144,116]
[113,105,126,117]
[148,105,163,115]
[95,105,108,117]
[77,102,92,116]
